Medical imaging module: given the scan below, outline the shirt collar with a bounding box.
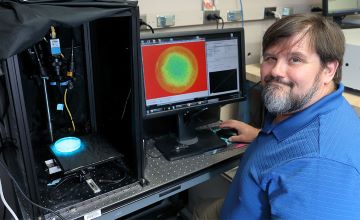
[261,83,345,141]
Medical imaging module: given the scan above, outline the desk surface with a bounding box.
[46,140,246,219]
[246,64,360,113]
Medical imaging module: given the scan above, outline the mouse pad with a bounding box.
[50,135,123,174]
[155,129,226,161]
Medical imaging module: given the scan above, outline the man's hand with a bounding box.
[220,119,260,143]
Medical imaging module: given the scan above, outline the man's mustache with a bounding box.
[264,75,294,88]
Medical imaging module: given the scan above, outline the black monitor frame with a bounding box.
[139,28,246,161]
[322,0,360,24]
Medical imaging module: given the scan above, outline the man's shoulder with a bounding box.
[317,101,360,167]
[319,98,360,137]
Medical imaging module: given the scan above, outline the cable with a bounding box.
[0,160,65,220]
[248,81,261,91]
[209,14,224,29]
[187,107,209,124]
[139,19,154,34]
[219,16,224,29]
[214,15,224,29]
[53,173,79,191]
[121,89,131,121]
[64,89,76,132]
[0,179,19,220]
[99,175,126,185]
[239,0,245,28]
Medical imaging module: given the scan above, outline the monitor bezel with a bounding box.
[322,0,360,18]
[139,28,246,120]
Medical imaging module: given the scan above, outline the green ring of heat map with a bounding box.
[155,46,198,94]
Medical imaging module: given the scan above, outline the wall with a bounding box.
[138,0,321,64]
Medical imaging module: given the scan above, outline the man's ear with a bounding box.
[323,60,339,84]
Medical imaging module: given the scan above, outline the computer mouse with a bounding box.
[216,128,238,139]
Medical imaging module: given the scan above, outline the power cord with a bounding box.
[53,172,79,191]
[139,19,154,34]
[0,159,65,220]
[0,179,19,220]
[217,15,224,29]
[207,14,224,29]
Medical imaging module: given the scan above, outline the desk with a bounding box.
[46,140,246,219]
[246,64,360,114]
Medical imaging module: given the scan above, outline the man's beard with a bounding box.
[262,74,320,114]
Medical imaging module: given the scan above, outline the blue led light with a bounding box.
[51,137,83,157]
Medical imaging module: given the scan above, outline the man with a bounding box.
[220,13,360,219]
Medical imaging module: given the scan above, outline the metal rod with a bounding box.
[41,77,54,143]
[33,46,54,143]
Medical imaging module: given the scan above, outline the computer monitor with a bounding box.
[140,28,246,160]
[322,0,360,25]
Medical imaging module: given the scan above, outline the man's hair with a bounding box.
[262,13,345,84]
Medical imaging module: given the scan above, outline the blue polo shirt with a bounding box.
[221,84,360,220]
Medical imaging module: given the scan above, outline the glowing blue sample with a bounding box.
[51,137,83,156]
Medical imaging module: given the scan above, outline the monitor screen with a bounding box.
[140,28,246,119]
[323,0,360,17]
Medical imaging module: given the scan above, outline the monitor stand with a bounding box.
[155,111,226,161]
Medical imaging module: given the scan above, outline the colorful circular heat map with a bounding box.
[155,46,198,94]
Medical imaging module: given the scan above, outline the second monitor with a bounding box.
[140,28,246,160]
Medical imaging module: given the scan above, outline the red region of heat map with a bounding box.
[141,41,208,100]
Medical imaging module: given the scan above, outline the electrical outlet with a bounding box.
[227,10,242,22]
[203,10,220,25]
[282,7,293,16]
[264,7,277,19]
[156,15,175,28]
